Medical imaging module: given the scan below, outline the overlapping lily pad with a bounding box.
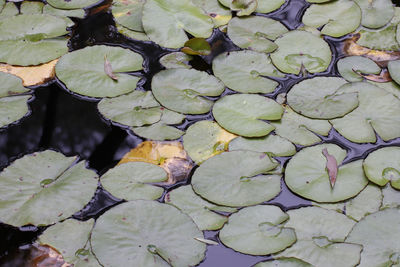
[0,150,98,226]
[142,0,213,48]
[91,200,206,267]
[159,52,192,69]
[192,0,232,27]
[337,56,381,82]
[270,30,332,75]
[285,144,368,202]
[388,60,400,85]
[227,16,288,53]
[382,184,400,208]
[363,147,400,189]
[254,258,312,267]
[353,0,394,29]
[192,150,280,207]
[47,0,99,9]
[255,0,286,13]
[356,25,400,51]
[287,77,358,119]
[152,68,225,114]
[0,2,18,19]
[112,0,145,32]
[212,51,284,94]
[56,45,143,98]
[219,205,296,255]
[213,94,283,137]
[330,82,400,143]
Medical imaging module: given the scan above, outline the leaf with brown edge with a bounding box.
[322,148,338,188]
[358,69,392,83]
[181,38,211,56]
[119,141,194,184]
[104,55,118,81]
[0,59,58,86]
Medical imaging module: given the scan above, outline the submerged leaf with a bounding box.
[181,38,211,56]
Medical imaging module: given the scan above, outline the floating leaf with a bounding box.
[353,0,394,29]
[337,56,381,82]
[47,0,100,9]
[270,105,332,146]
[330,82,400,143]
[112,0,145,32]
[287,77,358,119]
[91,200,206,267]
[346,208,400,267]
[151,68,225,114]
[0,150,98,227]
[0,2,18,19]
[345,184,382,221]
[388,60,400,86]
[285,144,368,203]
[219,205,296,255]
[212,50,284,93]
[142,0,213,48]
[20,1,44,14]
[56,45,143,98]
[382,184,400,208]
[159,52,192,69]
[369,81,400,98]
[42,4,85,19]
[254,258,312,267]
[229,134,296,157]
[227,16,288,53]
[101,162,167,200]
[183,120,236,164]
[255,0,286,13]
[181,38,211,56]
[116,24,149,41]
[98,90,162,127]
[357,25,400,51]
[192,0,232,27]
[213,94,283,137]
[271,30,332,74]
[230,0,257,16]
[165,185,236,230]
[192,150,280,207]
[302,0,361,37]
[363,147,400,190]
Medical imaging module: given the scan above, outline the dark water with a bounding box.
[1,0,400,266]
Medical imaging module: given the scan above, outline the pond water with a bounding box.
[1,0,400,266]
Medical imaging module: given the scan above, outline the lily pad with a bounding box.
[255,0,286,13]
[116,24,149,41]
[192,150,280,207]
[0,2,18,19]
[346,208,400,267]
[98,90,162,127]
[285,144,369,202]
[47,0,99,9]
[142,0,213,48]
[270,106,332,146]
[219,205,296,255]
[132,109,185,141]
[165,185,236,230]
[212,50,284,94]
[356,25,400,51]
[287,77,358,119]
[330,82,400,143]
[159,52,192,69]
[20,1,44,14]
[112,0,145,32]
[353,0,394,29]
[100,162,167,201]
[229,134,296,157]
[56,45,143,98]
[382,184,400,208]
[183,120,236,164]
[388,60,400,86]
[337,56,381,82]
[270,30,332,75]
[213,94,283,137]
[0,150,98,227]
[254,258,312,267]
[227,16,288,53]
[151,68,225,114]
[363,147,400,189]
[91,200,206,267]
[302,0,361,37]
[42,5,85,19]
[181,38,211,56]
[192,0,232,27]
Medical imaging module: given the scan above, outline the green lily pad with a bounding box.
[112,0,145,32]
[165,185,237,230]
[285,144,369,203]
[42,5,85,19]
[270,30,332,75]
[183,120,236,164]
[56,45,143,98]
[116,24,149,41]
[98,90,162,127]
[382,184,400,208]
[181,38,211,56]
[353,0,394,29]
[287,77,359,119]
[337,56,381,82]
[142,0,213,48]
[346,208,400,267]
[271,106,332,146]
[132,109,185,141]
[159,52,192,69]
[0,0,4,10]
[229,134,296,157]
[47,0,99,9]
[219,205,296,255]
[20,1,44,14]
[0,150,98,227]
[212,50,284,94]
[38,219,99,266]
[369,81,400,99]
[255,0,286,13]
[0,72,30,97]
[213,94,283,137]
[363,147,400,189]
[330,82,400,143]
[345,184,382,221]
[254,258,312,267]
[302,0,361,37]
[388,60,400,86]
[151,68,225,114]
[91,200,206,267]
[192,0,232,27]
[100,162,167,201]
[0,2,18,19]
[356,25,400,51]
[191,150,280,207]
[227,16,288,53]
